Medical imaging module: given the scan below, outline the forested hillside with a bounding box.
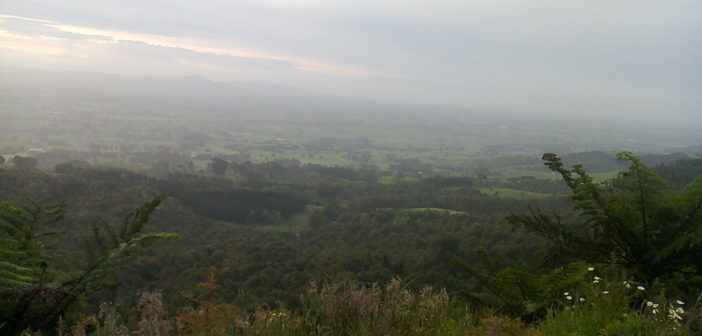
[0,161,558,308]
[2,151,702,335]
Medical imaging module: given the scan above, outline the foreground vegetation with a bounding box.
[3,271,700,335]
[48,275,701,336]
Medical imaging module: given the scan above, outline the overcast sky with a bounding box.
[1,1,700,119]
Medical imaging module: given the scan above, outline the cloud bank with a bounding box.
[0,1,700,119]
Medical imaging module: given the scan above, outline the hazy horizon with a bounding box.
[1,1,700,121]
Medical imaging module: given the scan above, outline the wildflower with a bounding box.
[676,300,684,305]
[566,296,573,300]
[637,286,645,291]
[588,267,594,272]
[594,276,601,281]
[602,291,609,295]
[563,292,570,296]
[579,297,585,302]
[676,307,684,314]
[647,301,654,307]
[668,309,683,321]
[652,303,659,309]
[653,309,658,314]
[593,280,600,284]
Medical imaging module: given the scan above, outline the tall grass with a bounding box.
[19,276,700,335]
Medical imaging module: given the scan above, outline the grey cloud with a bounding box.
[1,0,700,119]
[0,15,296,71]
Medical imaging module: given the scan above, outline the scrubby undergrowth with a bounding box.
[27,275,698,336]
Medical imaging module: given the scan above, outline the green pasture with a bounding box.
[479,187,552,199]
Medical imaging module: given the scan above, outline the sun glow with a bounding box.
[0,14,391,78]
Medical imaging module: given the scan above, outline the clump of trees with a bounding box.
[208,157,228,175]
[12,156,38,169]
[54,160,90,174]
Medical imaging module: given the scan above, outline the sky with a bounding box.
[0,0,700,119]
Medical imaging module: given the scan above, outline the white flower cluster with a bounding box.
[566,267,689,328]
[646,301,660,314]
[644,298,686,324]
[667,301,685,322]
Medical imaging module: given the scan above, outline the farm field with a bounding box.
[2,68,699,185]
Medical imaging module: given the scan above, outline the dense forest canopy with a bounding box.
[1,145,702,334]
